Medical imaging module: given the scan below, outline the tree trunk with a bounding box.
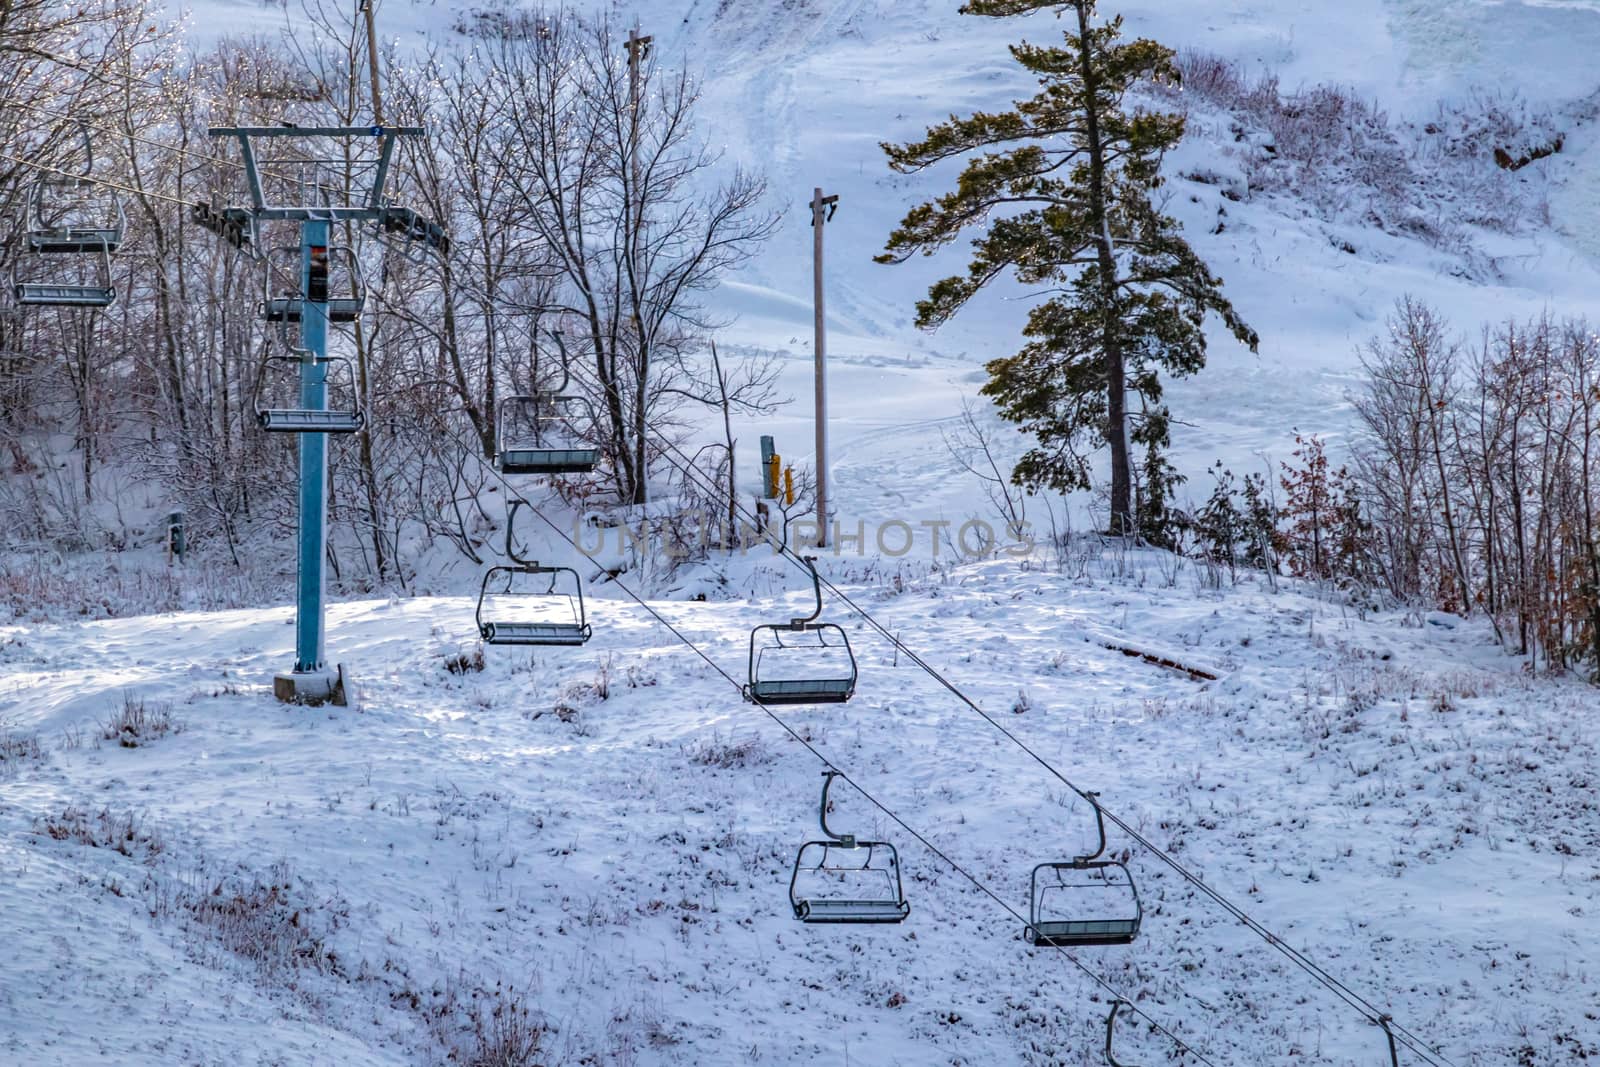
[1074,0,1131,535]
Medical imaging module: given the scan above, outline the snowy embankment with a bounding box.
[2,551,1596,1064]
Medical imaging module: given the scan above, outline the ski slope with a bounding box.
[170,0,1600,503]
[5,0,1600,1063]
[4,556,1597,1064]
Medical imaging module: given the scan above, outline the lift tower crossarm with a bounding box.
[205,126,425,218]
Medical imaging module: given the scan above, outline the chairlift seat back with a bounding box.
[498,447,599,475]
[257,408,364,433]
[30,228,122,254]
[746,677,854,705]
[15,283,115,307]
[1026,917,1140,947]
[794,898,910,923]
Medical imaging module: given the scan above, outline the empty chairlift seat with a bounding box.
[496,394,599,475]
[789,771,910,924]
[15,281,116,307]
[475,501,593,647]
[254,355,365,434]
[13,162,124,308]
[1026,792,1143,948]
[744,556,857,706]
[476,564,592,645]
[259,245,366,324]
[262,296,364,323]
[29,223,123,255]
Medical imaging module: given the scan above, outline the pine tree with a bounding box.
[878,0,1257,536]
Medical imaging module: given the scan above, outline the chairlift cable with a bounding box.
[381,255,1453,1066]
[428,414,1222,1067]
[0,151,196,210]
[537,348,1457,1067]
[7,100,247,176]
[40,117,1452,1065]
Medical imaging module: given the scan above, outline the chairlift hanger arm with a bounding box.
[1379,1016,1400,1067]
[817,770,854,846]
[543,328,574,395]
[505,500,543,569]
[1075,791,1108,866]
[790,554,824,629]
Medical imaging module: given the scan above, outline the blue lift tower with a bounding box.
[199,125,447,705]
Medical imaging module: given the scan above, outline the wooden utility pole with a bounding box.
[358,0,383,124]
[625,25,653,277]
[812,187,838,547]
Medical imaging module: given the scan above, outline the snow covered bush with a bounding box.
[0,724,44,776]
[99,693,181,748]
[1171,50,1559,258]
[413,971,548,1067]
[172,860,346,979]
[34,804,164,861]
[684,731,772,769]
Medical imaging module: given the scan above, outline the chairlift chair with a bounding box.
[496,393,600,475]
[744,556,856,706]
[475,501,593,646]
[376,205,451,258]
[1026,793,1143,948]
[13,127,123,308]
[13,270,115,308]
[789,770,910,924]
[254,354,365,433]
[260,245,365,323]
[27,176,126,254]
[495,331,600,475]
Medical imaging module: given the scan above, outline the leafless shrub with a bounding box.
[34,805,164,861]
[0,724,44,775]
[99,693,180,748]
[942,398,1027,534]
[167,859,346,979]
[684,731,772,769]
[413,971,548,1067]
[1172,49,1556,255]
[1175,49,1247,101]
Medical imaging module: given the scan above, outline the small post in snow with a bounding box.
[812,186,838,547]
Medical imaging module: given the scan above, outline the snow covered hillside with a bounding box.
[5,0,1600,1064]
[4,555,1598,1064]
[171,0,1600,503]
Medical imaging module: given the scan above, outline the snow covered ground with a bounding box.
[4,554,1597,1064]
[6,0,1600,1063]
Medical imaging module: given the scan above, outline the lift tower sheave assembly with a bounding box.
[204,123,445,706]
